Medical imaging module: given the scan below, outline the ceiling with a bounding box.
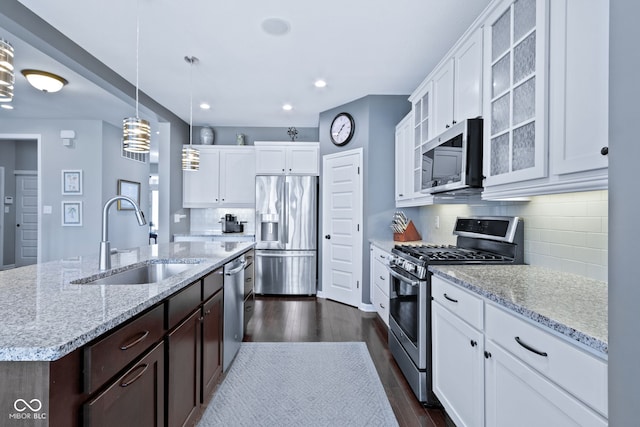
[6,0,492,129]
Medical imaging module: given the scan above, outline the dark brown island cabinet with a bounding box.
[16,260,232,427]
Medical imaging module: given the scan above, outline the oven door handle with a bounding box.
[387,266,421,287]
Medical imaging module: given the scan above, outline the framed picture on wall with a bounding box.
[61,170,83,195]
[117,179,141,210]
[62,201,82,226]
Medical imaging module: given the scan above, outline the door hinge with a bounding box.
[357,166,360,175]
[357,224,360,231]
[357,280,360,289]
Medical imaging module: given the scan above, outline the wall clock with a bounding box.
[330,112,355,146]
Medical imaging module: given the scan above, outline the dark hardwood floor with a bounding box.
[244,296,446,427]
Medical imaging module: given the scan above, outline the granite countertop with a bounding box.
[429,265,608,355]
[0,241,254,362]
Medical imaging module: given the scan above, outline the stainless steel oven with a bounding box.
[387,264,433,404]
[387,216,525,407]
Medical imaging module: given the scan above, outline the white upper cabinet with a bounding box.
[255,141,319,175]
[481,0,609,199]
[182,146,255,208]
[549,0,609,176]
[432,27,484,137]
[395,111,434,207]
[432,59,455,136]
[482,0,548,188]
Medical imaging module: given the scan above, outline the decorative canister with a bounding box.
[236,133,245,145]
[200,127,214,145]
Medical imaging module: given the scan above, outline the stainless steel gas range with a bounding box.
[387,216,524,406]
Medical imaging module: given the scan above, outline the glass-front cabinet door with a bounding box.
[412,82,432,194]
[483,0,548,187]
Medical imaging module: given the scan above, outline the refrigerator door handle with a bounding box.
[283,180,289,245]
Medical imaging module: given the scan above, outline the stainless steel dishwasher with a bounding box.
[223,254,245,371]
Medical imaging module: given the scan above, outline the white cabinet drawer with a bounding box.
[431,276,483,330]
[485,303,608,417]
[372,282,390,328]
[371,245,390,266]
[373,260,389,297]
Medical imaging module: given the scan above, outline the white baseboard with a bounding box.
[359,303,376,312]
[316,290,327,299]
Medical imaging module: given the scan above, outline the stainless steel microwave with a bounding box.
[421,118,483,194]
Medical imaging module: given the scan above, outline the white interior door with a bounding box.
[321,148,363,308]
[15,174,38,267]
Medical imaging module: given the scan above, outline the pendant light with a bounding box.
[122,0,150,153]
[0,38,15,103]
[182,56,200,171]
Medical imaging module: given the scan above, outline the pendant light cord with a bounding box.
[189,59,193,147]
[135,0,140,118]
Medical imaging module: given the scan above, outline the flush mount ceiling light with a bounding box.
[182,56,200,171]
[21,69,68,93]
[261,18,291,36]
[314,79,327,88]
[282,104,293,111]
[199,102,210,110]
[0,38,15,102]
[122,0,150,153]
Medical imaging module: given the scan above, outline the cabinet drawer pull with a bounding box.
[379,275,386,281]
[379,303,385,309]
[120,330,150,351]
[515,336,548,357]
[120,364,149,387]
[443,293,458,303]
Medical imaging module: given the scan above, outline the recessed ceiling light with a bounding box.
[314,80,327,88]
[1,104,13,110]
[282,104,293,111]
[262,18,291,36]
[200,103,210,110]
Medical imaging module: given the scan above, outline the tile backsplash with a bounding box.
[190,208,256,233]
[416,190,608,282]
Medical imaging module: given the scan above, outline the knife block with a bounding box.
[393,220,422,242]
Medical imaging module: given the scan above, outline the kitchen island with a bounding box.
[0,240,254,426]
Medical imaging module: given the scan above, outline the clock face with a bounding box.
[330,113,355,146]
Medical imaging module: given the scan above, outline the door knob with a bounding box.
[324,234,331,239]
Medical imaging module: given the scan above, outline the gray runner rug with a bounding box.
[197,342,399,427]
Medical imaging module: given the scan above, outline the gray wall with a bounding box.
[101,122,150,251]
[318,95,410,304]
[608,1,638,424]
[1,119,149,261]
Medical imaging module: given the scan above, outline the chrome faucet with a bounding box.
[99,195,147,270]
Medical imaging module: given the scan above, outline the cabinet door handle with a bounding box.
[120,330,150,351]
[470,340,478,347]
[379,303,385,309]
[484,351,492,359]
[379,275,386,281]
[515,336,548,357]
[445,124,450,129]
[120,364,149,387]
[443,293,458,303]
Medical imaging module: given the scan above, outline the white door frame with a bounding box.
[0,134,42,264]
[318,147,364,308]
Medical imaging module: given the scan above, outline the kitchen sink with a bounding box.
[73,261,200,285]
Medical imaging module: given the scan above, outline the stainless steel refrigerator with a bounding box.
[255,175,318,295]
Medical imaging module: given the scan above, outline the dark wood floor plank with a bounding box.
[245,296,446,427]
